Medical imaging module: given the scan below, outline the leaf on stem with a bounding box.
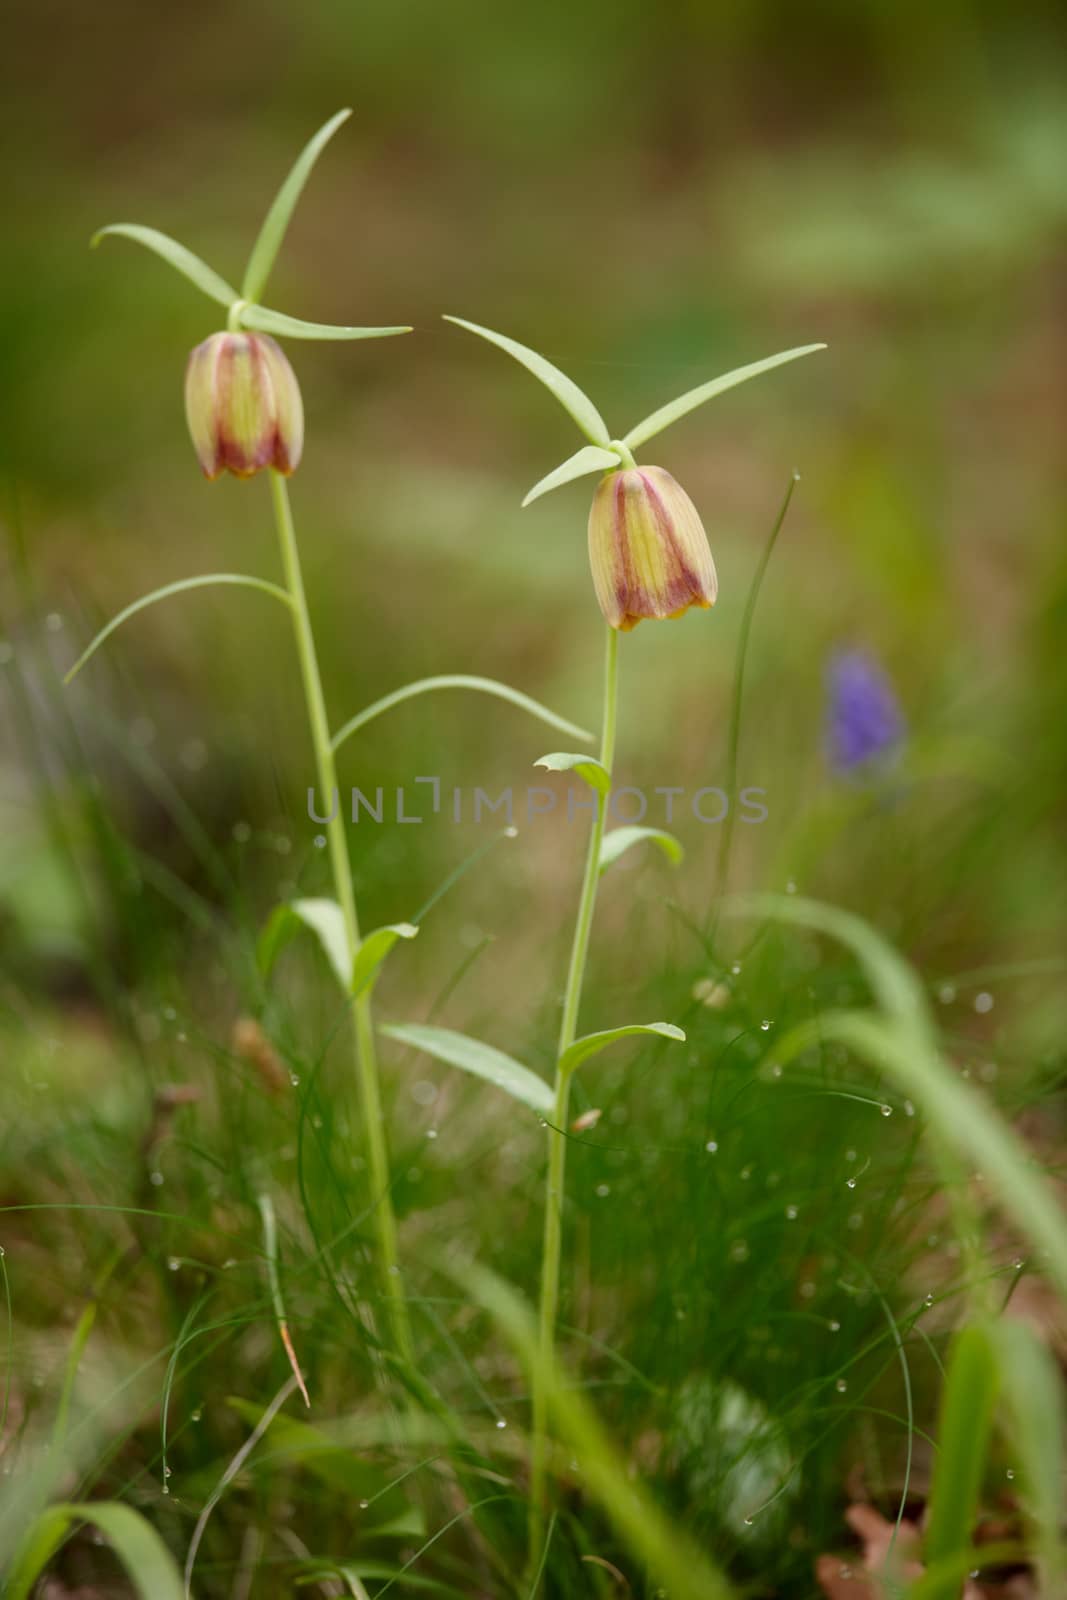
[558,1022,685,1078]
[599,826,683,875]
[242,109,352,304]
[63,572,293,686]
[351,923,419,999]
[522,445,621,507]
[443,316,611,447]
[7,1502,185,1600]
[331,674,594,753]
[240,304,412,341]
[259,902,417,998]
[380,1023,553,1115]
[534,751,611,795]
[623,344,827,450]
[91,223,238,308]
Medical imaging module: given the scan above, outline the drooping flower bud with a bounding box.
[184,332,304,480]
[587,465,718,631]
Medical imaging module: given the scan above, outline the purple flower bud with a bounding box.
[826,650,904,772]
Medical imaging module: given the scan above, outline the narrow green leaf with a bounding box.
[623,344,827,449]
[559,1022,685,1078]
[240,304,412,342]
[534,751,611,795]
[599,826,684,875]
[351,923,419,999]
[91,223,238,307]
[522,445,620,507]
[283,898,350,992]
[63,573,293,685]
[443,316,611,446]
[924,1325,999,1594]
[8,1502,184,1600]
[989,1320,1066,1592]
[331,675,593,753]
[242,109,352,303]
[379,1023,553,1115]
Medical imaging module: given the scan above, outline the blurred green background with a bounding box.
[2,2,1067,1594]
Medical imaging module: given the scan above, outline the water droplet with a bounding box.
[880,1103,893,1118]
[924,1293,934,1308]
[785,1204,798,1220]
[595,1183,611,1198]
[846,1177,857,1190]
[46,612,64,632]
[1013,1257,1024,1271]
[412,1079,438,1106]
[903,1099,915,1116]
[705,1139,718,1153]
[358,1499,369,1509]
[163,1006,177,1022]
[537,1118,548,1129]
[835,1378,848,1393]
[845,1149,857,1162]
[759,1019,772,1031]
[974,991,994,1014]
[768,1063,783,1079]
[163,1465,172,1478]
[740,1164,752,1181]
[800,1280,816,1299]
[314,834,327,849]
[167,1256,180,1272]
[149,1170,164,1187]
[829,1320,841,1332]
[1006,1468,1015,1481]
[426,1128,438,1140]
[839,1563,853,1578]
[191,1408,202,1422]
[938,983,956,1004]
[742,1515,754,1526]
[162,1482,169,1496]
[729,1239,750,1263]
[495,1418,507,1429]
[290,1073,300,1086]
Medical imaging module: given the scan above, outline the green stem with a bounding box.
[529,624,619,1568]
[268,471,413,1369]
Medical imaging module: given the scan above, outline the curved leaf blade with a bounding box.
[559,1022,685,1078]
[260,898,349,992]
[240,304,412,342]
[91,223,238,308]
[623,343,827,450]
[331,675,593,753]
[63,573,293,685]
[522,445,620,508]
[242,109,352,303]
[351,923,419,999]
[8,1502,184,1600]
[599,826,683,875]
[925,1325,1000,1591]
[989,1320,1066,1593]
[380,1023,553,1115]
[534,751,610,795]
[443,316,611,446]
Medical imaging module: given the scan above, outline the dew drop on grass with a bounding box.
[740,1165,752,1181]
[729,1240,750,1263]
[759,1019,772,1031]
[904,1099,915,1116]
[290,1074,300,1086]
[705,1140,718,1153]
[314,834,327,849]
[191,1409,202,1422]
[829,1320,841,1332]
[1006,1468,1015,1481]
[412,1079,438,1106]
[924,1294,934,1308]
[974,991,994,1013]
[149,1171,164,1187]
[359,1499,369,1509]
[595,1183,610,1197]
[426,1128,438,1140]
[785,1205,798,1220]
[846,1177,857,1190]
[167,1257,179,1272]
[730,962,742,975]
[769,1063,783,1079]
[835,1378,848,1393]
[495,1418,507,1429]
[938,983,956,1004]
[879,1103,893,1117]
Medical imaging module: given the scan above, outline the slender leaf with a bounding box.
[242,109,352,303]
[7,1502,184,1600]
[280,898,350,992]
[331,675,593,753]
[623,343,827,449]
[989,1319,1066,1592]
[522,445,620,507]
[559,1022,685,1078]
[64,573,293,685]
[599,825,683,874]
[454,1262,735,1600]
[351,923,419,999]
[240,304,412,342]
[91,223,238,307]
[443,316,611,446]
[379,1024,553,1115]
[924,1325,999,1594]
[534,751,610,795]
